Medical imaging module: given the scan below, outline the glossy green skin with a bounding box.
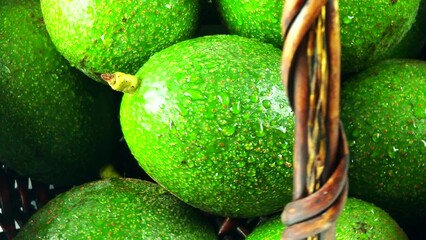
[246,198,408,240]
[40,0,200,82]
[217,0,420,73]
[341,59,426,229]
[120,35,295,218]
[217,0,283,47]
[0,0,119,186]
[15,178,217,239]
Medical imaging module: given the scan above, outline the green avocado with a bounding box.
[0,0,120,186]
[387,0,426,59]
[246,198,408,240]
[216,0,420,73]
[40,0,200,82]
[119,34,295,218]
[15,178,217,239]
[340,59,425,230]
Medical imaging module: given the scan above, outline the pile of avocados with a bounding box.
[1,0,425,239]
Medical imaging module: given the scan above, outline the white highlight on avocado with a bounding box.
[143,84,167,114]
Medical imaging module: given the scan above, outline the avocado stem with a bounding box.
[101,72,140,94]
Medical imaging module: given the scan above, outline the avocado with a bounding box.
[217,0,283,47]
[118,34,295,218]
[216,0,420,73]
[40,0,200,82]
[340,59,425,231]
[246,198,408,240]
[387,0,426,59]
[0,0,120,186]
[15,178,217,239]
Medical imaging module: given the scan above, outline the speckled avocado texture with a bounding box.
[0,0,119,186]
[217,0,420,73]
[246,198,408,240]
[340,59,426,229]
[120,34,295,218]
[15,178,217,239]
[40,0,200,82]
[387,0,426,59]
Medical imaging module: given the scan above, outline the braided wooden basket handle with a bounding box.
[280,0,349,239]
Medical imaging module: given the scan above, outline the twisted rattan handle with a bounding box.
[280,0,349,239]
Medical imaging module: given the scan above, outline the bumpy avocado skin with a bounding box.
[40,0,200,82]
[339,0,419,73]
[217,0,420,73]
[217,0,284,47]
[120,35,295,218]
[247,198,408,240]
[387,0,426,59]
[15,178,217,239]
[340,59,425,229]
[0,0,119,186]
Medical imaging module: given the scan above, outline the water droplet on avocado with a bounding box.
[2,70,13,81]
[242,112,251,119]
[187,160,195,168]
[343,15,354,24]
[247,155,256,163]
[184,89,206,100]
[205,159,213,167]
[169,120,174,130]
[218,118,228,125]
[250,90,259,103]
[236,161,246,168]
[387,146,398,159]
[255,121,265,137]
[256,130,265,138]
[264,68,271,77]
[217,92,230,106]
[244,142,254,151]
[372,133,380,142]
[275,126,287,134]
[221,125,236,136]
[213,172,223,179]
[52,73,60,79]
[230,101,241,114]
[241,98,252,109]
[239,150,248,158]
[262,99,272,109]
[1,64,11,75]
